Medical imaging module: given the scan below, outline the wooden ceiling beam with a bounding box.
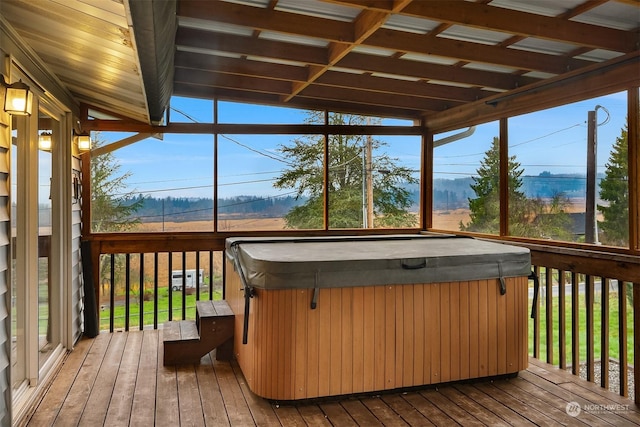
[314,71,494,102]
[177,30,539,91]
[174,67,453,112]
[332,0,636,52]
[339,53,539,90]
[284,0,412,102]
[178,0,353,42]
[175,27,327,65]
[174,68,293,95]
[298,84,460,111]
[424,52,640,133]
[401,1,637,53]
[178,0,588,76]
[174,51,309,82]
[368,28,591,75]
[176,51,491,102]
[173,84,423,119]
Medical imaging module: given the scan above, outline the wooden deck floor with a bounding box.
[22,330,639,426]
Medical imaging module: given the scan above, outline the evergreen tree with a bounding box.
[274,112,417,229]
[598,123,629,246]
[460,137,528,234]
[461,137,574,239]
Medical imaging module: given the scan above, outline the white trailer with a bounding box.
[171,269,204,291]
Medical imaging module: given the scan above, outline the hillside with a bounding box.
[125,172,602,222]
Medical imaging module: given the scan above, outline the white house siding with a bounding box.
[0,92,11,426]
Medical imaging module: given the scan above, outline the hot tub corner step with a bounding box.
[162,301,235,366]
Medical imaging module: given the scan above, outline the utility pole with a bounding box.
[366,134,374,228]
[586,110,597,243]
[362,144,367,228]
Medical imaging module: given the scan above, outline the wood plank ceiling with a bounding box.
[2,0,639,124]
[172,0,640,121]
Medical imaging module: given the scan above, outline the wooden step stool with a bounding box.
[163,300,234,365]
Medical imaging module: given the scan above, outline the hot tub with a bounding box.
[224,235,530,400]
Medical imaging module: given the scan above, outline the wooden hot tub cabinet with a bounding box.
[224,235,530,400]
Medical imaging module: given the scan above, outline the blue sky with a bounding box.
[99,91,629,200]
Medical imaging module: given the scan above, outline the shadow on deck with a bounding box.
[21,330,640,426]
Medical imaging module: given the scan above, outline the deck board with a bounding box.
[52,332,112,426]
[23,330,640,426]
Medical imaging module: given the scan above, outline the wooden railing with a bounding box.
[85,233,640,403]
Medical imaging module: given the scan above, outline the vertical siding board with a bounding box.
[440,283,451,382]
[394,285,404,388]
[449,281,460,381]
[422,284,431,382]
[413,284,424,385]
[329,288,341,396]
[284,290,295,399]
[497,279,508,374]
[351,287,364,394]
[459,281,470,379]
[506,277,517,371]
[340,287,353,395]
[307,288,320,399]
[487,280,499,376]
[384,286,396,389]
[478,280,489,377]
[373,285,386,391]
[402,284,414,387]
[362,286,375,392]
[294,289,307,400]
[318,288,331,397]
[429,284,441,383]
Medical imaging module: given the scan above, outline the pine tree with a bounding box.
[274,112,417,229]
[598,123,629,246]
[460,137,528,234]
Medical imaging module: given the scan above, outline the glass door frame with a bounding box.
[11,68,71,406]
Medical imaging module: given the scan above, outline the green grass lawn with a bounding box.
[100,287,223,330]
[529,290,634,367]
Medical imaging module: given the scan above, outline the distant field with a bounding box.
[135,217,287,232]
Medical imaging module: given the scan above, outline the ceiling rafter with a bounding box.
[179,0,588,80]
[175,28,539,92]
[173,83,423,118]
[175,50,489,103]
[285,0,413,102]
[367,28,591,75]
[174,65,461,112]
[342,0,637,52]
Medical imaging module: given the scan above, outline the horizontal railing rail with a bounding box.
[85,232,640,403]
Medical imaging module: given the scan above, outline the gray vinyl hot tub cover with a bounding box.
[225,235,531,290]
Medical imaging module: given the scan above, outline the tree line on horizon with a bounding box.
[91,115,629,246]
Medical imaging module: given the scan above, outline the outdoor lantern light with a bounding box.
[77,133,92,151]
[2,75,33,116]
[39,132,53,151]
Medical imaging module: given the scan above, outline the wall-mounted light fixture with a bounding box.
[1,74,33,116]
[76,132,92,152]
[39,131,53,151]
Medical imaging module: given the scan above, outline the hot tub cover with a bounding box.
[226,235,531,290]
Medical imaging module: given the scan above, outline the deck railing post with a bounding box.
[618,279,628,397]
